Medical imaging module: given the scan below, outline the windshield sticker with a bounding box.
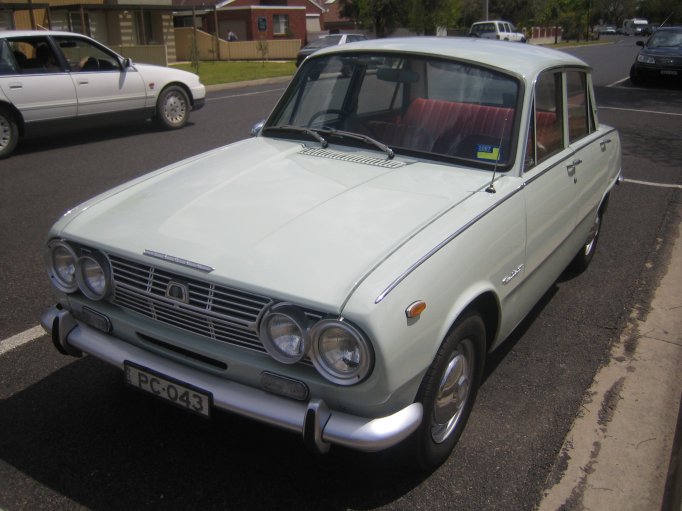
[476,144,501,161]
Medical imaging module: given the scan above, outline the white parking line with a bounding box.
[0,325,45,356]
[599,106,682,117]
[606,77,630,87]
[623,178,682,189]
[205,87,286,102]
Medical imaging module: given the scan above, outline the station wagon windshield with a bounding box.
[265,53,520,168]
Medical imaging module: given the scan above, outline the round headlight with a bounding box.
[311,319,373,385]
[75,253,111,300]
[259,305,310,364]
[46,240,78,293]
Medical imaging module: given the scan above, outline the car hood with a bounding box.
[56,138,494,310]
[640,45,682,57]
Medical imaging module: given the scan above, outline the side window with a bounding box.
[566,71,591,142]
[6,37,62,74]
[526,71,564,169]
[0,40,18,75]
[54,36,120,72]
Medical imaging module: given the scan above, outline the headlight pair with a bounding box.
[259,304,373,385]
[46,240,112,300]
[637,54,656,64]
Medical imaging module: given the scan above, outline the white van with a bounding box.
[469,20,526,42]
[622,18,648,36]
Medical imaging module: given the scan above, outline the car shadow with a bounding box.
[12,120,197,157]
[0,346,429,510]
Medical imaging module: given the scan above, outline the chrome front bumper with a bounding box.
[41,305,422,453]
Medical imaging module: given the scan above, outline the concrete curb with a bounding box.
[205,75,292,93]
[538,204,682,510]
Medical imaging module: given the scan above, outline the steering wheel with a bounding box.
[308,109,345,126]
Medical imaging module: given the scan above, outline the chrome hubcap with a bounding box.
[163,93,187,124]
[0,115,9,149]
[431,340,474,444]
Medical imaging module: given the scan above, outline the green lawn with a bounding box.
[171,60,296,85]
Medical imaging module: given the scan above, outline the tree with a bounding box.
[406,0,460,35]
[339,0,407,37]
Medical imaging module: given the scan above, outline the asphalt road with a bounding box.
[1,37,680,510]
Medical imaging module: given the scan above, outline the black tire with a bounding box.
[408,312,486,471]
[630,64,645,86]
[156,85,190,130]
[570,209,601,273]
[0,106,19,159]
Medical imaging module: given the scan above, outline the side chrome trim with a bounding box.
[375,183,525,304]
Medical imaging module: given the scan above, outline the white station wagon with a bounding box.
[41,37,621,470]
[0,30,205,158]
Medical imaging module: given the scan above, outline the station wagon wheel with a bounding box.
[570,209,601,273]
[156,85,190,130]
[0,107,19,159]
[409,312,486,470]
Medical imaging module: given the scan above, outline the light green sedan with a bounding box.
[41,37,621,470]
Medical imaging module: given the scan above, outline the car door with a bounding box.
[565,70,612,234]
[0,36,77,123]
[522,70,580,283]
[52,35,146,118]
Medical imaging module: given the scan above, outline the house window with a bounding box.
[273,14,289,35]
[69,11,91,36]
[0,11,13,30]
[134,10,157,44]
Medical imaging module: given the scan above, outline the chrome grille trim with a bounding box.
[108,254,272,354]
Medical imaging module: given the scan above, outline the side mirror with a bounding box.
[636,40,644,47]
[123,57,134,68]
[251,120,265,137]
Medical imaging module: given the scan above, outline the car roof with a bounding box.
[311,36,589,80]
[0,30,85,38]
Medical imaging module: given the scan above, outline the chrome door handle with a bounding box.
[600,138,612,150]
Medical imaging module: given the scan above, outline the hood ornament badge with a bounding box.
[143,250,215,273]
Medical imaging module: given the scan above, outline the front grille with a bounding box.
[108,255,273,353]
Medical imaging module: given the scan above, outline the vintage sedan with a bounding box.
[41,38,621,470]
[0,30,205,158]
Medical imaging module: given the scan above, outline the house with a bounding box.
[1,0,179,64]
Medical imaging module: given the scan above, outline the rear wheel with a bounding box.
[570,209,601,273]
[0,107,19,159]
[408,312,486,471]
[156,85,190,129]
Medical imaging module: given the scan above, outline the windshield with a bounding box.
[305,35,343,50]
[647,30,682,48]
[265,52,520,168]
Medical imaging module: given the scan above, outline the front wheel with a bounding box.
[0,107,19,159]
[408,312,486,471]
[630,64,645,86]
[156,85,190,130]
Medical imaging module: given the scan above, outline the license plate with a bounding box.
[124,362,212,418]
[660,70,678,76]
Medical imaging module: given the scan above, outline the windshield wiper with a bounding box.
[265,125,328,148]
[318,128,395,160]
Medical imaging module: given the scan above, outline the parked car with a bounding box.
[296,33,367,66]
[597,25,617,35]
[630,26,682,85]
[41,37,621,470]
[469,20,527,42]
[0,30,205,158]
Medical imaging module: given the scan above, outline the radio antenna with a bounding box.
[485,109,511,194]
